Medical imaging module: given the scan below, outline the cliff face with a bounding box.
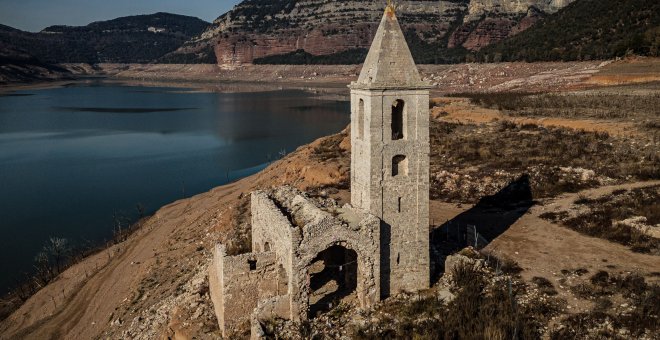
[464,0,570,21]
[208,0,461,66]
[449,7,547,51]
[172,0,575,66]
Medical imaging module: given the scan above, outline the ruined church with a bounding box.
[209,4,431,337]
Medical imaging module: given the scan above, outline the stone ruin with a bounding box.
[209,4,432,338]
[209,187,380,336]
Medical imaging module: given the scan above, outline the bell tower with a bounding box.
[350,3,431,297]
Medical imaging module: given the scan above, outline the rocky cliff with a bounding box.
[169,0,576,66]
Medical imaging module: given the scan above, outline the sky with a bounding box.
[0,0,242,32]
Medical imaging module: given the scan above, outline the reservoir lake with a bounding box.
[0,81,349,291]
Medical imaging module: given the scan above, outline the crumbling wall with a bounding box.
[213,186,383,336]
[251,191,300,282]
[250,295,292,340]
[209,244,280,337]
[291,209,381,321]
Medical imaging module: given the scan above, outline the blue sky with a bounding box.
[0,0,242,32]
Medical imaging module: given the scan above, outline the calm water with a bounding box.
[0,81,349,291]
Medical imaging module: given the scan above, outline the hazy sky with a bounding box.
[0,0,242,32]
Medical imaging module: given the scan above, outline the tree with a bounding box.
[33,250,54,287]
[46,237,70,274]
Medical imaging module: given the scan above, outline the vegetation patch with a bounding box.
[479,0,660,61]
[554,271,659,339]
[264,251,563,339]
[543,186,660,254]
[429,120,658,203]
[312,131,347,162]
[462,90,660,121]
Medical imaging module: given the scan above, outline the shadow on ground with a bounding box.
[430,174,534,284]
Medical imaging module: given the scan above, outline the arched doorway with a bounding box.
[307,245,358,318]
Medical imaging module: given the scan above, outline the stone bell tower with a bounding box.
[349,3,431,297]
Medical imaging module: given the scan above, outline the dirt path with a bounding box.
[432,97,639,137]
[428,180,660,315]
[488,181,660,311]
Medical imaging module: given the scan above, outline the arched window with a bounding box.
[392,155,408,177]
[357,99,365,139]
[391,99,404,140]
[264,242,271,252]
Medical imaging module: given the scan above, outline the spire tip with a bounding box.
[385,0,396,17]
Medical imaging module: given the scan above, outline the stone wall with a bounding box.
[351,87,431,296]
[256,186,381,321]
[212,186,383,337]
[209,245,280,337]
[250,295,291,340]
[251,191,300,288]
[293,208,381,320]
[379,90,430,294]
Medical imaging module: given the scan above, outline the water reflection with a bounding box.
[0,82,349,290]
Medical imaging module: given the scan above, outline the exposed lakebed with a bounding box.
[0,81,349,291]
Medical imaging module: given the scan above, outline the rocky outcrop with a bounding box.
[464,0,573,21]
[209,0,462,66]
[168,0,576,66]
[449,6,550,51]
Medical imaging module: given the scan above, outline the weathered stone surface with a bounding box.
[465,0,574,22]
[350,6,431,297]
[168,0,576,66]
[210,186,381,337]
[209,6,439,338]
[209,245,280,337]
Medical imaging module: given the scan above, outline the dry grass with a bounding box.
[429,120,658,202]
[531,277,558,296]
[352,260,560,340]
[312,131,347,162]
[545,186,660,254]
[264,254,561,339]
[461,88,660,121]
[554,271,659,339]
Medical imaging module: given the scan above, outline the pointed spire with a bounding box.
[351,3,429,89]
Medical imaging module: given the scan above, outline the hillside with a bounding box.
[478,0,660,61]
[0,13,211,64]
[0,43,72,84]
[167,0,576,66]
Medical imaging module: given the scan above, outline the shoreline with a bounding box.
[0,75,352,99]
[2,58,658,96]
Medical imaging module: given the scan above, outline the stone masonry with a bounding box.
[349,4,432,297]
[208,4,431,338]
[210,186,380,337]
